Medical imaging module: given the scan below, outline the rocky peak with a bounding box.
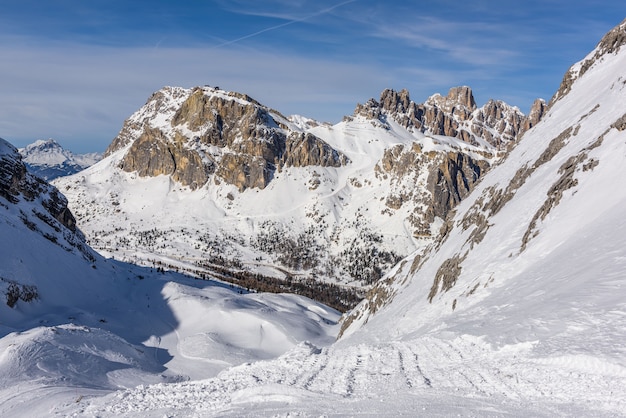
[21,138,59,153]
[353,86,539,150]
[427,86,477,113]
[470,99,525,148]
[108,86,347,191]
[353,98,382,120]
[19,139,102,181]
[449,86,477,109]
[525,98,548,132]
[379,88,412,114]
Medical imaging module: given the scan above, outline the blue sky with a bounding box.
[1,1,625,153]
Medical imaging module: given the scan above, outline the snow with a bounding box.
[18,139,102,180]
[0,163,340,416]
[53,84,502,292]
[3,23,626,417]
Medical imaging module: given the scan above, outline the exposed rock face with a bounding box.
[0,141,29,204]
[1,139,77,232]
[1,138,93,261]
[426,152,490,221]
[375,143,490,237]
[522,98,548,134]
[119,128,210,190]
[352,86,533,237]
[281,132,347,168]
[354,86,542,150]
[107,86,347,191]
[216,153,272,191]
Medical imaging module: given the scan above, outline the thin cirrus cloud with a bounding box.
[0,39,390,153]
[1,1,626,153]
[362,13,526,68]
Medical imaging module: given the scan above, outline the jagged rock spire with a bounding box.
[353,86,541,150]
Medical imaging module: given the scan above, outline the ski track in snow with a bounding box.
[69,334,626,417]
[4,20,626,418]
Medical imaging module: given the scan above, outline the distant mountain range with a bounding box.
[18,139,102,180]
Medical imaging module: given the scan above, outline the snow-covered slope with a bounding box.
[0,138,339,416]
[19,139,102,180]
[61,18,626,417]
[54,85,528,307]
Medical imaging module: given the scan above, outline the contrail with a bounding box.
[213,0,358,48]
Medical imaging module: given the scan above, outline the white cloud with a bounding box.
[0,39,387,152]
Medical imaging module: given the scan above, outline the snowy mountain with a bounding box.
[50,18,626,417]
[53,85,537,309]
[0,137,339,416]
[18,139,102,180]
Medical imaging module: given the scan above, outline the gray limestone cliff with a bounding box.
[107,87,347,191]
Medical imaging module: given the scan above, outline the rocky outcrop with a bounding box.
[1,139,77,232]
[362,86,520,238]
[106,87,190,155]
[171,88,286,161]
[426,152,490,221]
[216,153,272,191]
[525,98,548,131]
[375,142,490,237]
[119,128,210,190]
[108,86,347,191]
[0,141,29,204]
[426,86,476,119]
[1,138,93,261]
[471,100,524,148]
[353,86,542,150]
[281,132,347,168]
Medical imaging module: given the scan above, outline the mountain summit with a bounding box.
[354,86,546,149]
[18,139,102,180]
[55,84,534,299]
[104,86,347,192]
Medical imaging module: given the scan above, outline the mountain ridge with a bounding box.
[55,84,540,299]
[340,16,626,339]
